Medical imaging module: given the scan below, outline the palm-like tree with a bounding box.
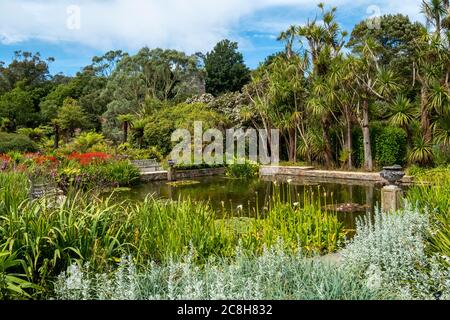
[348,37,402,171]
[387,95,417,146]
[277,25,297,59]
[117,114,134,144]
[422,0,449,36]
[409,136,435,165]
[433,114,450,148]
[414,1,450,151]
[131,118,146,148]
[296,3,348,168]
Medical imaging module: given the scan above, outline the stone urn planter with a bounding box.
[380,165,405,186]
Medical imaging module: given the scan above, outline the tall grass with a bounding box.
[0,172,346,298]
[241,184,344,255]
[407,168,450,262]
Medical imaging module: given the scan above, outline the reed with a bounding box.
[407,168,450,262]
[0,171,347,298]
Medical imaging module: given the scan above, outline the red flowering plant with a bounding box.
[0,154,11,171]
[21,153,60,184]
[67,152,112,166]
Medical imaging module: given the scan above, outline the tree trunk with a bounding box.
[53,125,60,149]
[346,116,353,170]
[288,127,297,163]
[123,123,129,144]
[362,100,373,172]
[420,87,432,144]
[321,117,334,169]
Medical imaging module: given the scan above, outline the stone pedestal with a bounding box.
[381,185,403,213]
[168,166,175,182]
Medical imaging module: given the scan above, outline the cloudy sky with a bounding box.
[0,0,424,75]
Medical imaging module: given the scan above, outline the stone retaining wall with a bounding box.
[140,171,169,182]
[260,166,413,185]
[140,168,226,182]
[174,168,226,179]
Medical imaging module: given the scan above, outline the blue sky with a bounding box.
[0,0,424,76]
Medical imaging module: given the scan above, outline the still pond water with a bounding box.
[111,175,383,234]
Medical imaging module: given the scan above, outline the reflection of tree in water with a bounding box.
[108,176,381,233]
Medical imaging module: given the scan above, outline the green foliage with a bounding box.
[175,163,224,170]
[16,127,48,143]
[56,98,90,136]
[0,245,39,300]
[409,137,435,166]
[100,161,140,187]
[72,132,106,153]
[348,14,423,79]
[204,40,251,96]
[117,144,163,161]
[58,160,140,189]
[354,123,407,168]
[226,160,260,179]
[387,95,417,128]
[0,87,38,130]
[375,126,407,166]
[407,167,450,262]
[143,117,175,156]
[143,102,227,156]
[0,133,37,154]
[39,80,81,121]
[54,246,388,300]
[0,51,52,93]
[0,172,347,296]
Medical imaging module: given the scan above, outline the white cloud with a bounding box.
[0,0,424,54]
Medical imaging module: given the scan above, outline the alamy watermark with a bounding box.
[366,5,381,30]
[67,5,81,30]
[170,122,280,166]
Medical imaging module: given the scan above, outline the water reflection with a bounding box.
[109,175,382,234]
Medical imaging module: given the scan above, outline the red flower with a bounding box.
[33,155,58,165]
[68,152,112,165]
[0,154,11,162]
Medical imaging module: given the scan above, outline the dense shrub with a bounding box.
[143,118,175,156]
[341,206,450,300]
[226,160,260,179]
[117,144,163,162]
[58,159,140,189]
[375,127,407,166]
[72,132,107,153]
[0,133,38,154]
[143,102,228,156]
[54,246,388,300]
[353,124,407,168]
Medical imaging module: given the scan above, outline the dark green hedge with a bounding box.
[0,133,38,154]
[353,123,407,168]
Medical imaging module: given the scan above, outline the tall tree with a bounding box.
[348,14,423,83]
[0,51,53,94]
[298,3,348,167]
[413,0,450,151]
[204,40,250,96]
[0,85,37,130]
[349,39,400,171]
[56,98,89,138]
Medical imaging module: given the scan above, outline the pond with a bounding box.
[110,175,383,235]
